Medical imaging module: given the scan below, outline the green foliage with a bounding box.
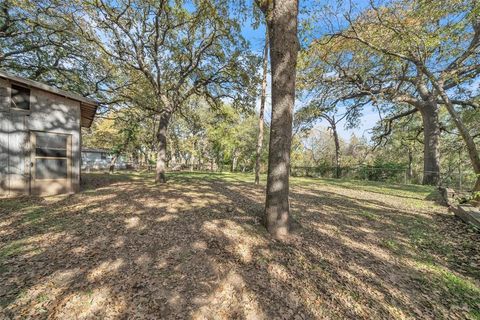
[297,0,480,190]
[0,0,112,99]
[168,102,266,172]
[360,160,406,182]
[82,110,141,158]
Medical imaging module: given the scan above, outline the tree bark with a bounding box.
[331,120,341,179]
[218,153,224,172]
[109,155,118,174]
[407,148,413,180]
[420,101,441,185]
[261,0,299,238]
[148,151,154,171]
[255,31,269,185]
[155,112,171,183]
[230,148,237,172]
[190,154,195,171]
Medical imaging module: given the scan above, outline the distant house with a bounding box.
[0,71,99,196]
[82,148,110,163]
[81,148,127,171]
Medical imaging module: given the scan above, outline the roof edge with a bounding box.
[0,70,99,106]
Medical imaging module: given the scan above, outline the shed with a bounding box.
[0,71,99,196]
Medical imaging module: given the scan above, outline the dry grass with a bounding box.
[1,171,479,319]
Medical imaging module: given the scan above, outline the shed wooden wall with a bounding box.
[0,78,82,197]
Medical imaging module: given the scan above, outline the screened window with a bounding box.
[34,132,68,180]
[36,134,67,158]
[36,159,67,179]
[11,84,30,110]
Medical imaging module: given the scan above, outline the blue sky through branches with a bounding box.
[239,7,378,142]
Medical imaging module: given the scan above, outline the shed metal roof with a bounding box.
[0,70,99,128]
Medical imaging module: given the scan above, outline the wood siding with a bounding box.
[0,80,82,197]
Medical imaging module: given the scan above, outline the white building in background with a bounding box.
[81,148,127,171]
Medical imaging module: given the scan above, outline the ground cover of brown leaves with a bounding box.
[1,172,479,319]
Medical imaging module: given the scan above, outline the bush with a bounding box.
[358,161,406,182]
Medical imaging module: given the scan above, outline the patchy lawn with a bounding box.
[1,172,479,319]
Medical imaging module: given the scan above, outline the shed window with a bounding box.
[36,134,68,157]
[34,132,69,180]
[11,84,30,110]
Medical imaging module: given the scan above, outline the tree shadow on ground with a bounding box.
[0,173,479,319]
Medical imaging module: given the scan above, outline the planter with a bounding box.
[450,204,480,229]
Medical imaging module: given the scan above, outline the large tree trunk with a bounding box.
[155,112,171,183]
[255,31,269,185]
[331,120,341,179]
[218,153,224,172]
[407,148,413,180]
[261,0,299,238]
[148,150,154,171]
[190,154,195,171]
[418,68,480,191]
[435,84,480,191]
[230,148,237,172]
[420,102,441,185]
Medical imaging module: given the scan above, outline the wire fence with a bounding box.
[136,162,476,192]
[290,165,477,192]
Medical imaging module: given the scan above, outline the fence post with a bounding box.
[404,169,407,184]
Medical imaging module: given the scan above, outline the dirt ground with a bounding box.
[1,172,479,319]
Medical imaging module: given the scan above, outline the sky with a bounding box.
[239,15,379,142]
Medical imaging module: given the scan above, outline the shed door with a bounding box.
[30,132,72,196]
[1,113,29,196]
